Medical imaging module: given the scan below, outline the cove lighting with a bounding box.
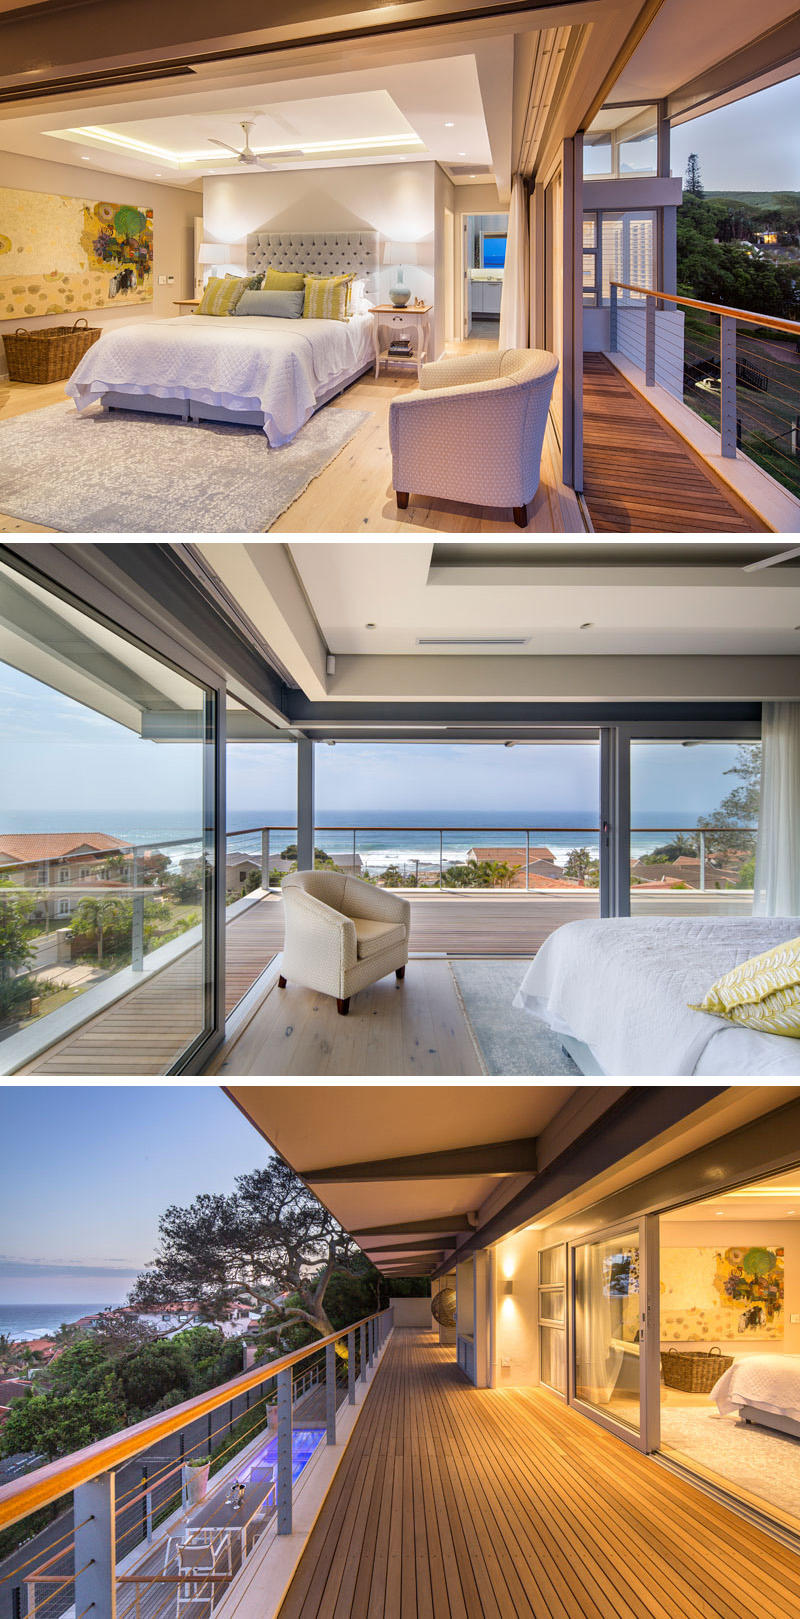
[63,126,425,167]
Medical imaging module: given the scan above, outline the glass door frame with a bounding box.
[567,1213,660,1454]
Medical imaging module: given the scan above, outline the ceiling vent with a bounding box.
[448,164,493,177]
[415,636,529,646]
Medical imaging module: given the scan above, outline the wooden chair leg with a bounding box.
[512,503,528,528]
[396,491,409,510]
[337,997,350,1016]
[278,975,287,988]
[396,966,406,981]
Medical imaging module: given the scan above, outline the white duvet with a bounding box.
[513,916,800,1077]
[713,1355,800,1422]
[66,312,374,446]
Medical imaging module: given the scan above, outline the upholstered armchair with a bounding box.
[388,348,559,528]
[279,870,411,1015]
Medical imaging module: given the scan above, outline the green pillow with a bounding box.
[264,267,306,291]
[195,275,245,316]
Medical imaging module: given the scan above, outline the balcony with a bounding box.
[3,1326,798,1619]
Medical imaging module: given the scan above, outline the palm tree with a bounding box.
[72,895,124,964]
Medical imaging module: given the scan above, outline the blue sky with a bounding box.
[0,1088,271,1303]
[0,661,755,822]
[671,77,800,191]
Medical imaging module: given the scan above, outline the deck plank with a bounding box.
[276,1330,800,1619]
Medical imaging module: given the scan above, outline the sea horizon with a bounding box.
[0,1302,126,1343]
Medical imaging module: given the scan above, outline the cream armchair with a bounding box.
[279,870,411,1015]
[389,348,559,528]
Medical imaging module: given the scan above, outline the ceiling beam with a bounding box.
[302,1137,538,1182]
[351,1216,475,1236]
[364,1239,448,1254]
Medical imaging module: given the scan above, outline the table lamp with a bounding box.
[383,241,418,306]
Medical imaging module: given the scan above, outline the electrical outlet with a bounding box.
[791,1313,800,1324]
[158,275,166,285]
[167,274,175,284]
[500,1357,511,1368]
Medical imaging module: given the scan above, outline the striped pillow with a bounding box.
[196,275,245,316]
[303,273,355,321]
[264,267,306,291]
[690,935,800,1037]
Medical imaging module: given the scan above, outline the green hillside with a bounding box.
[705,191,800,210]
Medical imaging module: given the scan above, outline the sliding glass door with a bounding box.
[570,1218,657,1451]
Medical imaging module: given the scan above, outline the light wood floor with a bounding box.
[216,959,483,1077]
[277,1330,800,1619]
[0,340,585,535]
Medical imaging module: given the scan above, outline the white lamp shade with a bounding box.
[382,241,418,265]
[198,242,232,264]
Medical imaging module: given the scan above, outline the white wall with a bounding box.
[203,161,436,313]
[433,164,456,357]
[0,150,200,377]
[661,1220,798,1358]
[389,1296,433,1328]
[494,1228,541,1388]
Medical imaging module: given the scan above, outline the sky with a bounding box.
[670,76,800,192]
[0,1087,271,1303]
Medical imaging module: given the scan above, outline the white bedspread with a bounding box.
[713,1355,800,1422]
[66,313,374,446]
[513,916,800,1077]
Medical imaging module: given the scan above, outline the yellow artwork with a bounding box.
[661,1244,784,1342]
[0,188,153,319]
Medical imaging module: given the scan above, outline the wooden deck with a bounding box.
[582,354,766,533]
[277,1330,800,1619]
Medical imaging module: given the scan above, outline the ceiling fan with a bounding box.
[207,120,302,171]
[743,546,800,571]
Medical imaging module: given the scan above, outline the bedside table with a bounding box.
[369,305,432,381]
[174,300,200,315]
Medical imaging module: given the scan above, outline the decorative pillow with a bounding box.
[195,275,245,316]
[350,278,371,313]
[303,273,355,321]
[240,272,265,291]
[690,936,800,1037]
[264,267,306,291]
[235,289,304,318]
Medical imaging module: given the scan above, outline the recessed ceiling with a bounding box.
[662,1167,800,1222]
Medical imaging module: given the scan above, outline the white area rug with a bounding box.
[660,1404,800,1522]
[0,400,371,532]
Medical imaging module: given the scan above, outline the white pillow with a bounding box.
[350,279,371,314]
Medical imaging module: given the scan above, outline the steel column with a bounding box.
[699,828,706,892]
[609,283,618,352]
[720,314,737,458]
[347,1330,356,1404]
[261,828,270,889]
[74,1472,117,1619]
[325,1344,336,1444]
[276,1367,293,1534]
[360,1322,367,1381]
[131,849,143,972]
[297,737,316,871]
[645,294,656,387]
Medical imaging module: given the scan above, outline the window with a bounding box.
[482,233,507,269]
[583,215,599,307]
[58,866,69,882]
[600,211,655,304]
[538,1244,566,1394]
[630,740,760,919]
[57,898,71,917]
[584,104,658,180]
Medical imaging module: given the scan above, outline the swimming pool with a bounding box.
[245,1426,324,1485]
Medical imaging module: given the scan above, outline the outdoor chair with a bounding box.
[280,870,410,1015]
[175,1532,228,1614]
[388,348,559,528]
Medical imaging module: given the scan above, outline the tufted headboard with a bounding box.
[247,231,380,290]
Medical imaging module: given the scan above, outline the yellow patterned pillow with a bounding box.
[264,267,306,291]
[690,936,800,1037]
[195,275,245,316]
[303,273,354,321]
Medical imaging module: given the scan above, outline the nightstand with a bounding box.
[369,305,432,381]
[174,300,200,315]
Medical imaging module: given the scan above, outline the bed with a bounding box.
[713,1355,800,1439]
[513,916,800,1077]
[66,231,379,446]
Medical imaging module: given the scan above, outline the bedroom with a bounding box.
[2,0,800,534]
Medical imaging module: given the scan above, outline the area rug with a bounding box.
[449,958,580,1076]
[660,1404,800,1523]
[0,400,371,533]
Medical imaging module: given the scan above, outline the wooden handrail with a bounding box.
[610,282,800,337]
[0,1308,386,1531]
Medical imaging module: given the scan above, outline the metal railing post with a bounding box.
[353,828,357,873]
[75,1472,117,1619]
[526,830,530,891]
[326,1344,336,1444]
[360,1322,367,1381]
[609,282,618,352]
[720,314,737,458]
[439,830,443,889]
[699,828,706,892]
[347,1329,356,1404]
[276,1367,293,1535]
[261,828,270,889]
[131,849,144,972]
[645,293,656,387]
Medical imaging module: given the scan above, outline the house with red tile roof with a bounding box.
[0,832,137,926]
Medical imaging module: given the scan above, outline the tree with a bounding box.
[684,153,704,198]
[115,1339,193,1419]
[0,1386,123,1461]
[0,877,39,1020]
[563,848,592,884]
[166,867,204,904]
[647,833,699,863]
[699,744,761,856]
[280,845,331,864]
[443,858,520,889]
[71,895,125,964]
[129,1159,363,1347]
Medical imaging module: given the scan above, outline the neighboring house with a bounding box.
[0,833,133,924]
[0,1379,31,1430]
[631,857,743,888]
[467,846,556,866]
[226,854,263,893]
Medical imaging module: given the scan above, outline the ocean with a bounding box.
[0,1303,116,1342]
[0,808,730,877]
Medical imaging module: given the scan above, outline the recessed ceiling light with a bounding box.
[365,622,376,629]
[579,621,594,630]
[445,122,454,128]
[459,151,466,156]
[154,172,162,177]
[81,156,91,161]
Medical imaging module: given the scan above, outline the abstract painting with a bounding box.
[661,1244,784,1341]
[0,188,153,319]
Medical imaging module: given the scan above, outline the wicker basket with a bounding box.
[660,1346,733,1394]
[3,319,101,384]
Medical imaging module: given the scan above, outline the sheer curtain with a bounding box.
[499,174,529,350]
[753,701,800,916]
[575,1244,623,1405]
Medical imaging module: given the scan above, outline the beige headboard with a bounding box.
[246,231,380,290]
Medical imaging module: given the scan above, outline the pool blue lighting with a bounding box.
[247,1426,324,1485]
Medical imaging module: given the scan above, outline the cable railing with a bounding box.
[0,1308,391,1619]
[609,280,800,502]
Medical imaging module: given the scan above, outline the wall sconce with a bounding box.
[503,1280,514,1296]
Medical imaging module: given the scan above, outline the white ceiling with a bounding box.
[0,48,497,185]
[662,1168,800,1223]
[288,541,800,658]
[612,0,799,105]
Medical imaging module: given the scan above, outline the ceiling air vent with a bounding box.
[448,164,493,177]
[415,637,529,646]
